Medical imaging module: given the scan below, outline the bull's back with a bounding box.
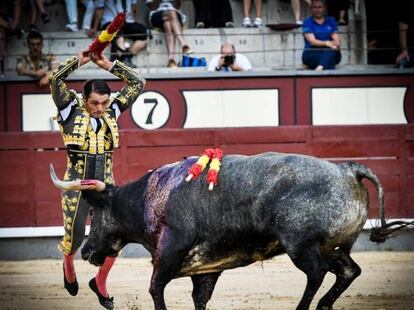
[164,153,367,239]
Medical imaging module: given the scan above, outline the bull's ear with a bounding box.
[49,163,106,192]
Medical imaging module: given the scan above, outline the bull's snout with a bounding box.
[81,248,91,261]
[81,244,105,266]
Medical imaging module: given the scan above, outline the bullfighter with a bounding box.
[49,50,145,309]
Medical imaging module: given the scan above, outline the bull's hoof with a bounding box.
[63,263,78,296]
[89,277,114,310]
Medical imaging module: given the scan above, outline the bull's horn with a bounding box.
[49,163,106,192]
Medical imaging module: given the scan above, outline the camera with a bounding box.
[223,54,235,67]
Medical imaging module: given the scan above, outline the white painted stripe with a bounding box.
[312,87,408,125]
[363,219,412,229]
[0,220,411,238]
[183,89,279,128]
[0,226,90,238]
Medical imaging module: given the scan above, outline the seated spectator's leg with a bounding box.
[291,0,301,23]
[115,36,127,52]
[29,1,39,31]
[319,49,341,70]
[335,50,342,66]
[124,23,148,55]
[254,0,262,19]
[302,49,322,70]
[168,11,188,51]
[64,0,79,31]
[223,0,234,27]
[243,0,251,18]
[192,0,209,28]
[211,0,233,27]
[163,12,176,61]
[80,0,95,31]
[130,40,147,54]
[35,0,50,24]
[326,0,340,22]
[338,0,349,24]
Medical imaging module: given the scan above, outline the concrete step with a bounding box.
[6,26,357,71]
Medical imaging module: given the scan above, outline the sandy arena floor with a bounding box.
[0,252,413,310]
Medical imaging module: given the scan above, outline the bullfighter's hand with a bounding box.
[91,53,113,71]
[38,75,49,87]
[35,69,48,78]
[78,51,91,66]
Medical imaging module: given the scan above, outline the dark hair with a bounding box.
[311,0,326,6]
[27,31,43,42]
[83,79,111,100]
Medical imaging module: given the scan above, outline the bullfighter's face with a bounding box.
[84,92,110,119]
[81,192,124,266]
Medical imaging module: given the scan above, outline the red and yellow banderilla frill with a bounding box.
[87,12,125,56]
[206,148,223,191]
[186,148,223,191]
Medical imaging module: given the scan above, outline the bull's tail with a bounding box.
[346,162,414,243]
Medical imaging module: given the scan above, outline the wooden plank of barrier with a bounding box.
[0,133,32,150]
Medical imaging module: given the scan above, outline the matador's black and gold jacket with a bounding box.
[49,56,145,183]
[50,56,145,254]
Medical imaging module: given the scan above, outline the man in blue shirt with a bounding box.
[302,0,341,70]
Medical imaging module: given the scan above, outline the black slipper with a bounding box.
[89,277,114,310]
[63,263,78,296]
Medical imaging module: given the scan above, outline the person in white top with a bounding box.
[207,42,252,72]
[92,0,149,68]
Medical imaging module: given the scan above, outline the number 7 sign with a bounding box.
[131,91,171,130]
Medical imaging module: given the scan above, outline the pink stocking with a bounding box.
[95,256,116,297]
[63,252,76,283]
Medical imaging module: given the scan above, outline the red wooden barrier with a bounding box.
[0,125,412,228]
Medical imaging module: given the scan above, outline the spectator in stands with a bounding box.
[302,0,341,70]
[148,0,193,68]
[16,31,58,86]
[395,0,413,68]
[64,0,96,34]
[208,42,252,72]
[242,0,263,28]
[291,0,311,25]
[192,0,234,28]
[91,0,149,68]
[0,0,23,76]
[28,0,51,32]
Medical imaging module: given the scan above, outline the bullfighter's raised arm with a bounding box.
[109,59,146,113]
[48,56,79,110]
[49,54,146,113]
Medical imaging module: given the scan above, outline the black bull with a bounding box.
[51,152,400,310]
